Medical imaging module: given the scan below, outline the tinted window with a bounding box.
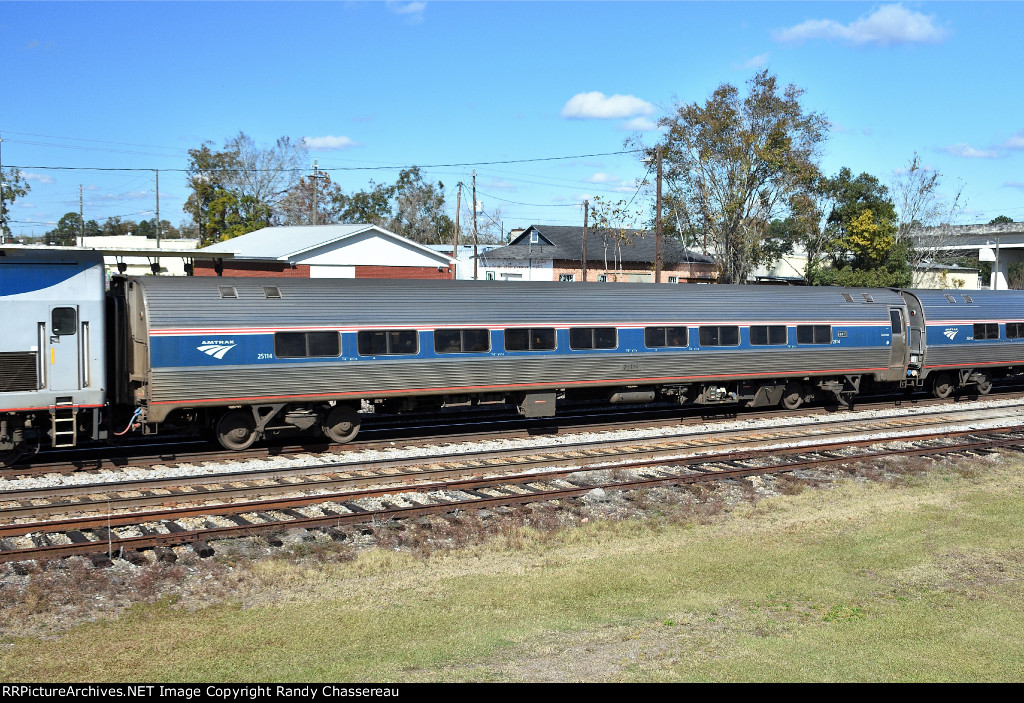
[974,323,999,340]
[750,325,787,346]
[51,307,77,336]
[276,332,309,358]
[890,310,903,334]
[434,329,491,354]
[1007,323,1024,339]
[698,326,739,347]
[505,328,556,351]
[307,332,340,357]
[569,327,617,350]
[797,325,832,345]
[358,330,418,356]
[644,326,688,348]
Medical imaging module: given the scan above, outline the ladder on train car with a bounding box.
[50,400,78,448]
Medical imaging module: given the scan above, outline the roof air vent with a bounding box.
[218,285,238,299]
[263,286,282,299]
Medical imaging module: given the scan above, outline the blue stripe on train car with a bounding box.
[0,260,97,297]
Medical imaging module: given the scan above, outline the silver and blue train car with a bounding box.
[0,248,107,461]
[912,288,1024,397]
[112,276,920,450]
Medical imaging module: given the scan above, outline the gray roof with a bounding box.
[480,225,714,265]
[199,224,453,263]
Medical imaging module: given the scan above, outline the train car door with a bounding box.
[888,307,908,379]
[47,305,81,392]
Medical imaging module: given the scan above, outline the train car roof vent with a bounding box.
[263,286,282,299]
[962,294,974,303]
[842,293,854,303]
[945,294,957,303]
[218,285,238,299]
[861,293,874,302]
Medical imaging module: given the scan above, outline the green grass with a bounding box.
[1,457,1023,682]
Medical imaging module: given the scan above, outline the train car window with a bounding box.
[505,328,556,351]
[644,326,689,348]
[569,327,618,350]
[796,325,832,344]
[698,326,739,347]
[890,310,903,334]
[749,325,787,346]
[1007,323,1024,339]
[357,330,418,356]
[434,329,491,354]
[973,323,999,340]
[51,307,77,336]
[275,331,340,358]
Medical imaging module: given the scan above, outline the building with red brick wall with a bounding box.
[196,224,454,279]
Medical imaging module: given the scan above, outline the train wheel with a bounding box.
[323,405,360,443]
[780,382,803,410]
[975,372,993,395]
[931,373,955,399]
[216,410,257,451]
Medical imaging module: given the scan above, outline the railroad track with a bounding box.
[2,403,1023,565]
[7,386,1020,479]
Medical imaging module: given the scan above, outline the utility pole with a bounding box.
[582,199,589,282]
[655,146,663,283]
[155,169,161,248]
[472,171,479,281]
[452,182,462,279]
[79,185,84,246]
[312,160,320,226]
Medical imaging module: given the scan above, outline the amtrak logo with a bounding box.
[943,328,959,340]
[197,340,237,359]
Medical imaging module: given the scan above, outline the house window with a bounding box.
[434,328,491,354]
[644,326,688,348]
[357,330,419,356]
[750,325,787,346]
[569,327,617,350]
[276,331,340,358]
[530,231,539,244]
[505,328,556,351]
[485,271,495,281]
[559,274,576,282]
[796,325,832,344]
[698,326,739,347]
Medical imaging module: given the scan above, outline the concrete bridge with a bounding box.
[912,222,1024,289]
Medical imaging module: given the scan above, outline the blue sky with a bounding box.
[2,1,1022,238]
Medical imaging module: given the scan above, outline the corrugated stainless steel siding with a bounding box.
[914,289,1024,322]
[133,278,905,329]
[148,347,891,406]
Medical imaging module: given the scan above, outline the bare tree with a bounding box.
[892,152,966,267]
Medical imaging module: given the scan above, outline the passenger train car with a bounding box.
[2,247,1024,462]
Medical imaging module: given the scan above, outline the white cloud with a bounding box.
[941,143,999,159]
[1004,181,1024,192]
[773,4,949,46]
[620,117,659,131]
[585,173,619,184]
[738,52,771,70]
[302,135,359,150]
[1002,131,1024,150]
[23,172,56,184]
[561,92,655,120]
[387,2,426,24]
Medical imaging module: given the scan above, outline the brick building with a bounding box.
[195,224,455,279]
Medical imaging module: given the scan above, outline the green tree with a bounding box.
[1,167,31,238]
[806,168,911,288]
[990,215,1014,225]
[635,70,828,283]
[44,212,84,246]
